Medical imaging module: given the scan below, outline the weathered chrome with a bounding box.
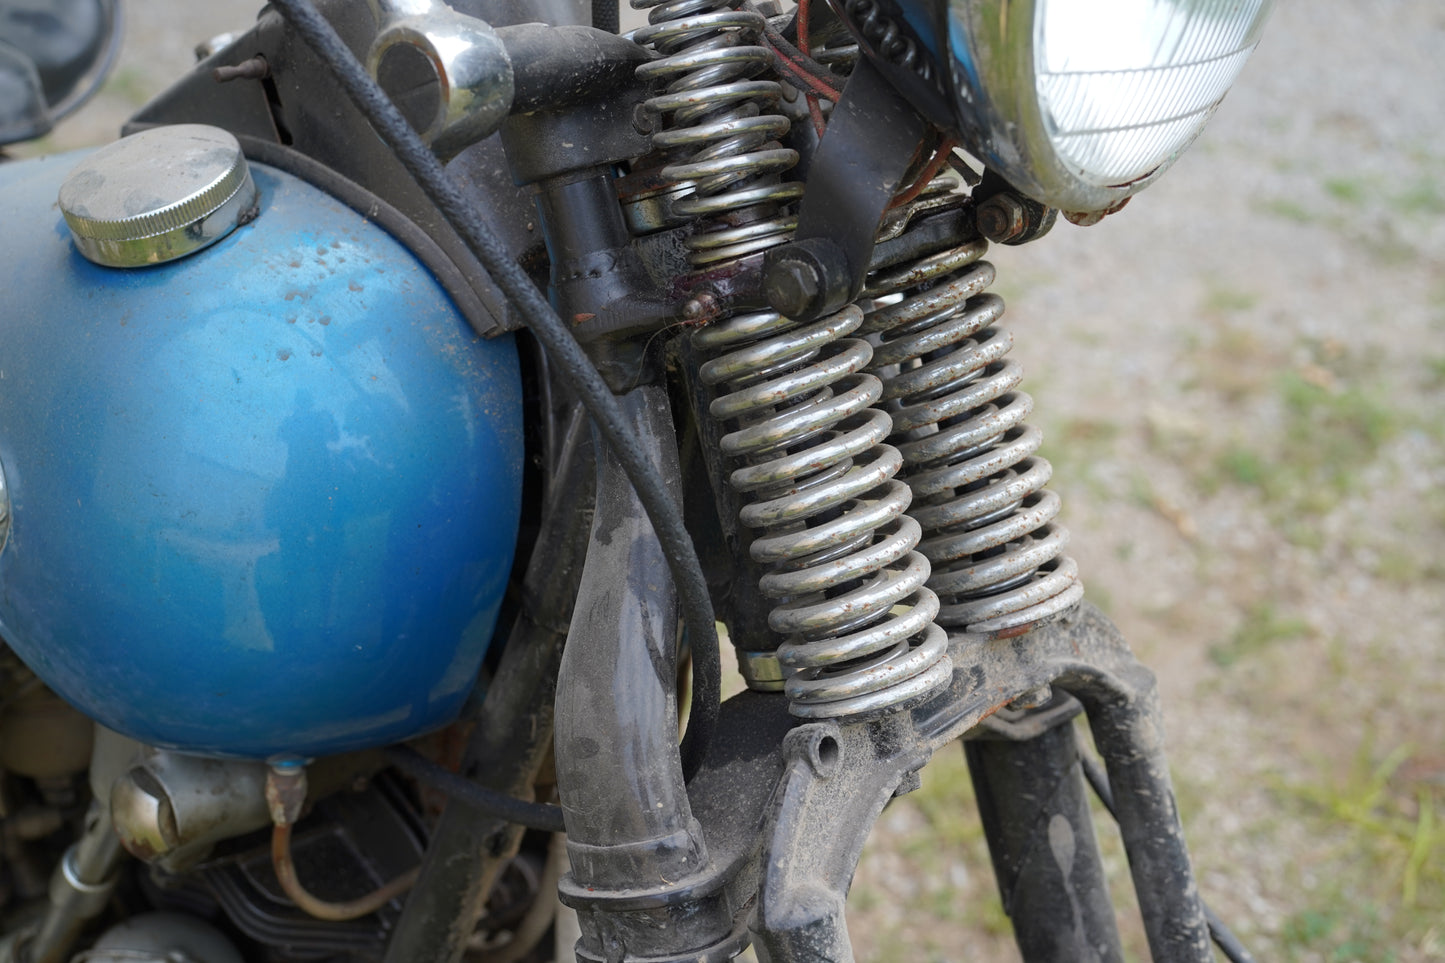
[79,912,245,963]
[631,0,803,266]
[736,650,785,691]
[17,802,125,963]
[863,238,1083,636]
[57,125,258,268]
[366,0,514,161]
[696,306,951,718]
[110,749,271,872]
[934,0,1273,213]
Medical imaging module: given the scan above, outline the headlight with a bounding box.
[888,0,1274,212]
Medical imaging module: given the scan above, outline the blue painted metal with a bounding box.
[0,150,524,759]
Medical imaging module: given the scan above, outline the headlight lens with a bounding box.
[1036,0,1272,188]
[938,0,1274,211]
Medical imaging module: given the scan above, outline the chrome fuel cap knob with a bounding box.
[58,124,258,268]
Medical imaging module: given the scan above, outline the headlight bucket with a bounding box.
[885,0,1273,212]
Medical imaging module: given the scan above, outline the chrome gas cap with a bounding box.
[58,124,258,268]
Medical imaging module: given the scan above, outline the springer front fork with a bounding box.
[511,7,1213,961]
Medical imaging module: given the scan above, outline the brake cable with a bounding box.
[268,0,720,782]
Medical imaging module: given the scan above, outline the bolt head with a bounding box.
[765,258,822,319]
[977,194,1028,243]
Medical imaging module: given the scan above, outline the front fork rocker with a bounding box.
[752,603,1211,963]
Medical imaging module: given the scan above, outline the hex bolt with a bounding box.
[977,193,1029,244]
[631,103,656,136]
[764,257,824,319]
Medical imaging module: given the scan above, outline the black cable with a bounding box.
[1079,754,1257,963]
[269,0,720,782]
[386,746,566,833]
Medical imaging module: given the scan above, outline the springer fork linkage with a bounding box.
[470,10,1215,962]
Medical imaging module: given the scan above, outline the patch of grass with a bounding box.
[1261,197,1316,224]
[1204,371,1402,517]
[1213,445,1266,489]
[1209,601,1311,667]
[1324,176,1369,205]
[1202,284,1259,315]
[1371,546,1442,584]
[1279,370,1398,492]
[1425,355,1445,388]
[1282,903,1397,962]
[1284,739,1445,927]
[1389,178,1445,217]
[1187,323,1275,403]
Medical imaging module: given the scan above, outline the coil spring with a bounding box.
[860,241,1084,636]
[631,0,804,267]
[694,306,952,719]
[842,0,930,80]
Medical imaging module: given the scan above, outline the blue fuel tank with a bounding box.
[0,149,523,758]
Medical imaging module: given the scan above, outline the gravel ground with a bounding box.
[14,0,1444,959]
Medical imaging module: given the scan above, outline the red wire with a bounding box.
[888,137,959,210]
[796,0,828,137]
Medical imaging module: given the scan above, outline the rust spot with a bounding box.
[286,316,296,324]
[284,291,299,301]
[277,349,292,361]
[573,313,597,325]
[318,316,331,326]
[289,259,301,268]
[119,834,161,862]
[348,280,363,292]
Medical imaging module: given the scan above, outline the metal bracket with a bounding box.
[762,57,929,322]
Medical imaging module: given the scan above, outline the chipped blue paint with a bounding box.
[0,151,523,758]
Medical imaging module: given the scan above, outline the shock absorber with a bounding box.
[861,237,1084,636]
[632,3,951,718]
[692,306,950,718]
[631,0,803,266]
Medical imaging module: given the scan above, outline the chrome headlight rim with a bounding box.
[935,0,1272,214]
[945,0,1175,214]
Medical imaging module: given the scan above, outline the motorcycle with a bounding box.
[0,0,1275,959]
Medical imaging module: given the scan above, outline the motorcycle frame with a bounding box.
[88,0,1227,959]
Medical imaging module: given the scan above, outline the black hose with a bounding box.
[386,746,566,833]
[269,0,720,781]
[592,0,619,34]
[1079,754,1257,963]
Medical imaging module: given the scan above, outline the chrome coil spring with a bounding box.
[631,0,804,266]
[861,241,1084,637]
[694,306,952,719]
